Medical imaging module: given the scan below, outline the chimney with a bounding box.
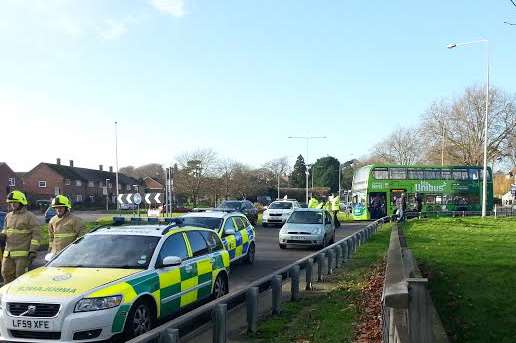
[109,166,113,172]
[56,158,61,165]
[99,164,103,171]
[69,160,74,167]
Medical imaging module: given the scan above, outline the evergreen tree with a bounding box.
[290,155,307,188]
[312,156,340,193]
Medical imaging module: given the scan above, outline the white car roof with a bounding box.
[182,211,239,219]
[89,225,167,237]
[293,208,324,212]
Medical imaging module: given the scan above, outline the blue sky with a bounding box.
[2,0,515,172]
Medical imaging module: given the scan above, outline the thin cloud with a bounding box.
[150,0,186,17]
[98,19,128,40]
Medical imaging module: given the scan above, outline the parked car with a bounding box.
[44,206,56,223]
[278,208,335,249]
[0,224,230,342]
[179,210,256,264]
[262,199,300,227]
[218,200,258,225]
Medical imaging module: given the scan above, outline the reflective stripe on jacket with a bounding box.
[2,208,41,256]
[331,196,340,211]
[48,212,87,254]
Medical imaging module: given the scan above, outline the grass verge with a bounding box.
[404,217,516,343]
[248,223,392,343]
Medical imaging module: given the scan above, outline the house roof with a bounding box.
[0,162,15,174]
[143,177,164,189]
[43,163,138,184]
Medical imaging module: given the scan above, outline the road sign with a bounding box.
[145,193,162,205]
[117,193,163,205]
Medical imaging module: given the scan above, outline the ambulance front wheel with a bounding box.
[123,298,156,340]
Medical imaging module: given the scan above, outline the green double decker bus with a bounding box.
[351,164,493,220]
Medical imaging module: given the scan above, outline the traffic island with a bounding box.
[403,217,516,342]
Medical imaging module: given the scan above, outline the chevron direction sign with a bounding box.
[117,193,162,205]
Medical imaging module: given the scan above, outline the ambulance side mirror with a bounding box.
[162,256,182,267]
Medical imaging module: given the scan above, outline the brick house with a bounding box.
[143,177,164,193]
[22,159,139,208]
[0,162,18,211]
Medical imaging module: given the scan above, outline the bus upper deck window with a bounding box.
[408,169,424,179]
[441,169,452,179]
[453,169,468,180]
[424,169,440,179]
[373,168,389,179]
[468,169,479,180]
[389,168,407,179]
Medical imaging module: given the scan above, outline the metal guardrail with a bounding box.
[127,217,390,343]
[382,224,448,343]
[405,208,516,219]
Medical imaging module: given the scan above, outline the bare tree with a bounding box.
[421,85,516,165]
[371,127,423,165]
[263,157,291,184]
[175,149,218,206]
[216,159,240,199]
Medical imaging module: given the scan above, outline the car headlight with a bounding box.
[279,227,287,234]
[313,227,323,235]
[74,295,122,312]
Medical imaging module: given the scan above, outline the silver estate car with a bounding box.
[278,208,335,249]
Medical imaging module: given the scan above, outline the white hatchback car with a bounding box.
[262,200,300,227]
[278,208,335,249]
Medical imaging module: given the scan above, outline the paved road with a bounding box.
[32,222,368,289]
[228,222,368,291]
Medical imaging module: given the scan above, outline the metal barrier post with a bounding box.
[327,249,334,275]
[159,328,180,343]
[305,258,314,290]
[271,275,282,315]
[246,287,258,333]
[341,242,348,262]
[212,303,227,343]
[291,265,300,301]
[335,245,342,268]
[317,252,325,282]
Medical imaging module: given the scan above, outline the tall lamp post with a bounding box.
[105,178,110,211]
[288,136,327,204]
[447,39,489,217]
[114,121,120,211]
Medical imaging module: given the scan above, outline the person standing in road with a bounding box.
[308,195,319,208]
[1,191,40,284]
[330,193,341,228]
[395,193,406,222]
[48,195,87,257]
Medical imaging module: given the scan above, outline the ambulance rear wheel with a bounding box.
[212,274,228,299]
[123,299,156,340]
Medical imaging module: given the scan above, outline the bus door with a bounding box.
[368,192,386,219]
[390,189,407,216]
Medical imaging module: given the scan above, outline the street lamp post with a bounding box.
[288,136,327,204]
[447,39,489,217]
[114,121,120,211]
[105,178,110,211]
